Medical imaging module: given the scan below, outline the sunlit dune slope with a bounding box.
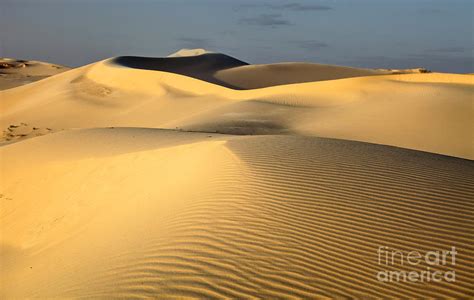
[0,58,69,90]
[1,55,472,158]
[215,62,397,89]
[167,48,214,57]
[0,129,472,298]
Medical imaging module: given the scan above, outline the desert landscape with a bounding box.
[0,49,473,298]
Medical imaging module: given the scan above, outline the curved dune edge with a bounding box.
[109,54,249,89]
[0,128,473,298]
[214,62,430,89]
[1,56,473,159]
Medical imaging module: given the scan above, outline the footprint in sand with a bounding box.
[0,193,13,201]
[2,123,56,144]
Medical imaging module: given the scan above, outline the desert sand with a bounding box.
[0,58,69,91]
[0,50,473,298]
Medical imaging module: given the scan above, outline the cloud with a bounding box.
[177,37,214,49]
[235,2,331,27]
[273,3,332,11]
[236,2,332,12]
[296,40,329,51]
[427,47,467,53]
[239,14,292,27]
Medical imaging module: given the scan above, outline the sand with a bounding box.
[0,50,473,298]
[1,54,472,158]
[214,63,429,89]
[0,58,69,90]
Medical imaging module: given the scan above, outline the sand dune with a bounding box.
[108,53,429,90]
[1,50,473,298]
[168,48,214,57]
[111,53,249,89]
[0,58,69,90]
[1,129,472,298]
[214,62,417,89]
[1,54,472,158]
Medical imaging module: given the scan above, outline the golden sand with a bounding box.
[1,52,473,298]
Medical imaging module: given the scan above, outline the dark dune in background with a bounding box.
[111,54,249,89]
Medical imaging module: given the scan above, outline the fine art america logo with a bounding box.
[377,246,457,283]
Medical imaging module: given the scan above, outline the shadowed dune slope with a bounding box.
[1,58,472,158]
[0,129,473,298]
[111,54,249,89]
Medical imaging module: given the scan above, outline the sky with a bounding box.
[1,0,473,73]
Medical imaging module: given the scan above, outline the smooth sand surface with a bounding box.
[1,129,473,298]
[0,58,69,90]
[214,63,427,89]
[1,50,473,298]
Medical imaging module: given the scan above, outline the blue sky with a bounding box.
[1,0,473,72]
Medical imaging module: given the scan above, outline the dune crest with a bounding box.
[168,48,215,57]
[214,63,432,89]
